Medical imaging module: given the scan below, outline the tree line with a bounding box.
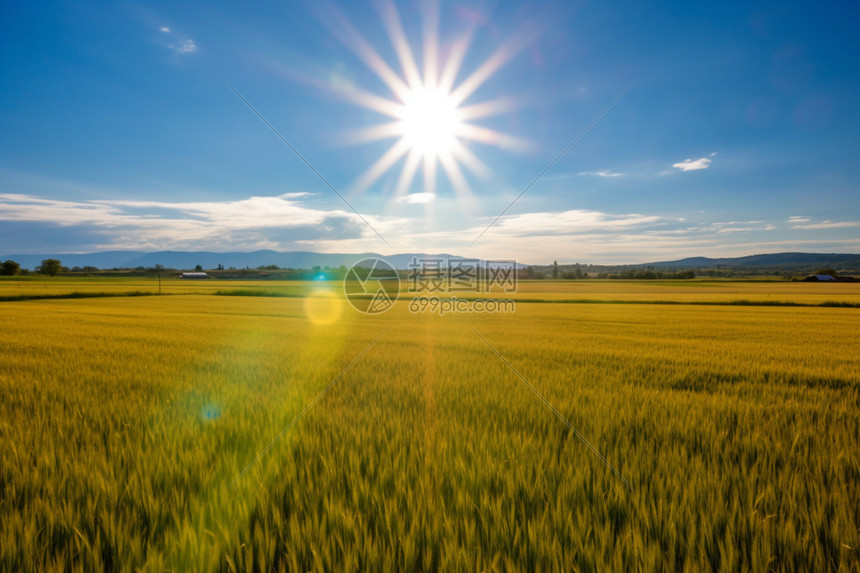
[521,261,696,280]
[1,258,66,276]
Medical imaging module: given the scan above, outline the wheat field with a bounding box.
[1,279,858,571]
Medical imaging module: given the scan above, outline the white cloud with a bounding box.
[714,223,776,234]
[496,209,661,233]
[158,26,197,55]
[279,192,314,199]
[672,156,712,171]
[0,194,677,260]
[791,219,860,230]
[578,170,623,177]
[168,39,197,54]
[655,220,777,236]
[0,193,410,252]
[3,180,858,263]
[788,216,860,229]
[398,192,436,204]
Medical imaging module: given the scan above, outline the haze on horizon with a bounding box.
[1,0,859,264]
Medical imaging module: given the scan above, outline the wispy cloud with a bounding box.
[397,192,436,204]
[710,220,775,234]
[791,219,860,230]
[448,210,856,263]
[649,220,777,236]
[578,170,623,177]
[159,26,197,55]
[788,216,811,223]
[169,39,197,54]
[484,209,662,236]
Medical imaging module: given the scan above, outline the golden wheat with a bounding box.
[0,279,858,571]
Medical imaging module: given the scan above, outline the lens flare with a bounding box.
[303,290,344,325]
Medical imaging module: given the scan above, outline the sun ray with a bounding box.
[448,26,537,107]
[438,149,478,213]
[422,0,439,91]
[458,95,521,122]
[351,137,411,196]
[437,31,473,94]
[456,124,530,152]
[422,153,437,198]
[449,138,491,179]
[377,0,422,90]
[393,148,422,200]
[347,90,403,118]
[343,121,406,145]
[269,61,403,119]
[448,50,513,107]
[324,4,411,100]
[322,1,532,203]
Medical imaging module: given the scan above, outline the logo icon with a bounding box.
[344,258,400,314]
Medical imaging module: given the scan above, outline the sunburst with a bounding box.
[321,0,531,206]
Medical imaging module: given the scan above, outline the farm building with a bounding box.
[803,274,836,282]
[180,272,209,279]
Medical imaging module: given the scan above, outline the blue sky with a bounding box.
[1,0,858,263]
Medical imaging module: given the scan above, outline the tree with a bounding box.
[552,260,558,279]
[37,258,62,277]
[1,260,20,276]
[195,264,203,271]
[815,268,837,277]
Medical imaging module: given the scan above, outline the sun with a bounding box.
[398,86,462,157]
[317,0,531,205]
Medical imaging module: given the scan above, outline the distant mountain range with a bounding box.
[2,250,859,272]
[0,250,464,271]
[642,252,860,270]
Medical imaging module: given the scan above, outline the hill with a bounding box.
[644,252,860,271]
[0,250,463,271]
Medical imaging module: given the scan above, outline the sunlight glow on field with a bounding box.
[302,289,344,325]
